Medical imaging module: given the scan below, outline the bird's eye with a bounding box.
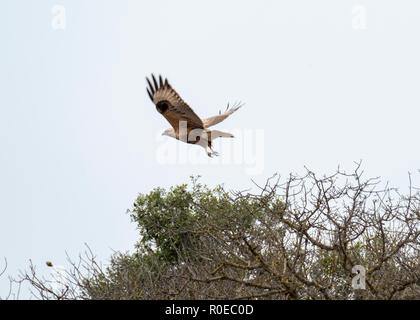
[156,101,169,113]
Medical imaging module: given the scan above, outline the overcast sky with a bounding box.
[1,0,419,298]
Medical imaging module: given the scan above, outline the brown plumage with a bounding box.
[146,74,242,157]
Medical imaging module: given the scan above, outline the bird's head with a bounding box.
[162,128,176,138]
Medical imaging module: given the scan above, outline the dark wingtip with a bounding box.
[232,101,244,110]
[151,74,159,92]
[146,77,154,94]
[146,88,153,102]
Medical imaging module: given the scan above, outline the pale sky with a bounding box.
[1,0,420,298]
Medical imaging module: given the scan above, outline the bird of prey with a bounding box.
[146,74,242,157]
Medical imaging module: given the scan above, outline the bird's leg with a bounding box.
[208,147,219,157]
[206,148,217,158]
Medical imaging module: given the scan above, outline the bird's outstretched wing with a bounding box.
[202,102,243,128]
[146,74,204,130]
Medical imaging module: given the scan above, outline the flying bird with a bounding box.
[146,74,242,157]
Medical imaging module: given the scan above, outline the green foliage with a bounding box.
[128,177,260,264]
[74,175,419,300]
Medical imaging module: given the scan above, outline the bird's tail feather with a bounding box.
[210,130,234,140]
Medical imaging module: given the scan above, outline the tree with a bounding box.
[14,164,420,299]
